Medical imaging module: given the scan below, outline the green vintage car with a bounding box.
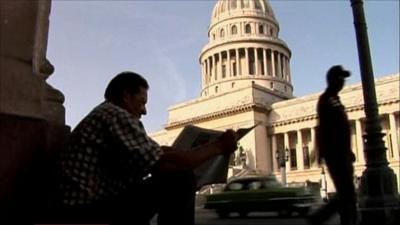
[204,176,320,218]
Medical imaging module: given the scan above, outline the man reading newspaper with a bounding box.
[48,72,238,225]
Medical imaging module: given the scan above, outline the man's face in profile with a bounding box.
[123,86,148,119]
[328,76,346,93]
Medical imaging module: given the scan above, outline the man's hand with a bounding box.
[216,129,238,155]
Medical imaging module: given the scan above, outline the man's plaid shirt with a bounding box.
[59,101,162,205]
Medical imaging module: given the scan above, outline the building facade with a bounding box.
[150,0,400,193]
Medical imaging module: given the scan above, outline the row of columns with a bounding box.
[270,113,399,173]
[201,47,290,85]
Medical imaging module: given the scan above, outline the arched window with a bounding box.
[245,24,251,34]
[220,29,225,38]
[231,25,238,35]
[212,33,216,40]
[270,28,274,36]
[259,25,264,34]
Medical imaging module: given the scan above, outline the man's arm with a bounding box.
[155,130,237,173]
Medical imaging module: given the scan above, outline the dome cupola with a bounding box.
[199,0,293,99]
[211,0,277,28]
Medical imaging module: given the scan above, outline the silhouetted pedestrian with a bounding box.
[310,65,357,225]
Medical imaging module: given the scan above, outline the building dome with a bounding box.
[199,0,293,99]
[211,0,277,27]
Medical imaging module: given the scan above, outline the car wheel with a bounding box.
[217,210,229,218]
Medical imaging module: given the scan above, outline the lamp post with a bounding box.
[276,148,289,186]
[349,0,399,224]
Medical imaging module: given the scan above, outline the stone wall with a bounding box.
[0,1,67,223]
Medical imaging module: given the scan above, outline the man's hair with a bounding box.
[104,71,149,105]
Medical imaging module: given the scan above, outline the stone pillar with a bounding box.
[0,1,68,223]
[283,56,287,81]
[212,54,216,81]
[207,57,211,82]
[271,50,276,77]
[254,123,269,173]
[286,57,290,81]
[389,113,399,160]
[277,52,282,78]
[263,48,267,76]
[284,132,290,171]
[227,50,231,77]
[219,52,223,79]
[356,119,365,163]
[296,130,304,170]
[311,127,318,168]
[245,47,249,75]
[272,134,278,172]
[236,48,240,76]
[254,48,259,75]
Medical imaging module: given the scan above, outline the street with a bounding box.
[151,207,340,225]
[194,208,340,225]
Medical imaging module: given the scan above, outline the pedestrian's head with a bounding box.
[326,65,350,92]
[105,71,149,119]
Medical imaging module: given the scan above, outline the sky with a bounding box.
[47,0,399,132]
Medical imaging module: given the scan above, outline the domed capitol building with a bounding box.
[150,0,400,193]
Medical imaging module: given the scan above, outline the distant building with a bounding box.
[150,0,399,193]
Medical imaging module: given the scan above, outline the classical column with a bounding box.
[271,50,276,77]
[245,47,249,75]
[212,54,216,81]
[272,134,278,172]
[284,132,290,171]
[296,130,304,170]
[235,48,240,76]
[219,52,223,79]
[282,55,285,79]
[310,127,318,168]
[207,57,211,82]
[263,48,267,76]
[356,119,365,163]
[389,113,399,160]
[254,48,259,75]
[287,59,292,82]
[227,50,231,77]
[277,52,282,78]
[205,61,208,84]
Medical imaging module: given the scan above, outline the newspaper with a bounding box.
[172,122,261,189]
